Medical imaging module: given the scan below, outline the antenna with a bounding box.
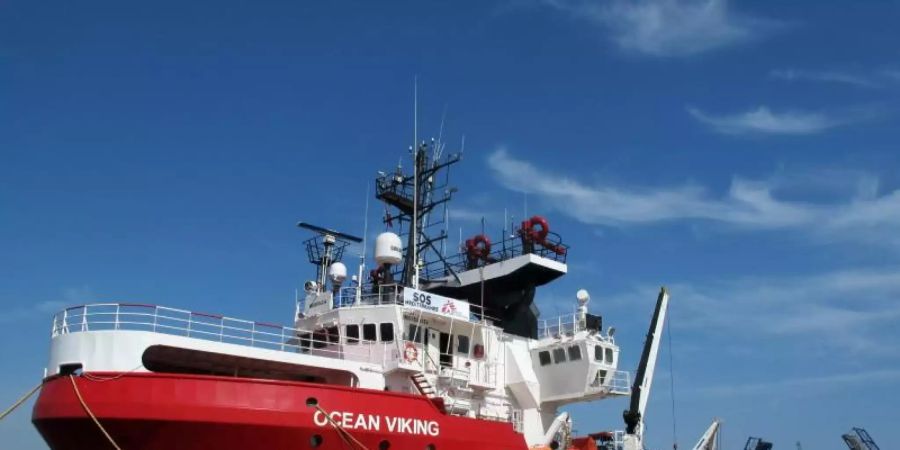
[357,184,370,305]
[411,77,420,289]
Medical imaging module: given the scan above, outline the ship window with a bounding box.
[299,332,312,349]
[312,331,327,349]
[594,345,603,362]
[457,335,470,354]
[380,323,394,342]
[326,326,339,343]
[605,348,614,364]
[552,348,566,364]
[568,345,582,361]
[538,351,552,366]
[363,323,377,342]
[310,434,323,447]
[345,325,359,344]
[408,324,423,343]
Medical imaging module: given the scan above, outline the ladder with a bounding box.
[410,373,436,398]
[842,428,880,450]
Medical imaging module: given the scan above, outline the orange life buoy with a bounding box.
[403,342,419,363]
[465,234,492,261]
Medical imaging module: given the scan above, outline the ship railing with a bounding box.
[421,228,568,280]
[538,313,611,341]
[51,303,401,367]
[329,284,503,324]
[589,369,631,396]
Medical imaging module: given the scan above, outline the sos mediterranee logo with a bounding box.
[410,291,432,307]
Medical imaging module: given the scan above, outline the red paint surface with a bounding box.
[32,372,529,450]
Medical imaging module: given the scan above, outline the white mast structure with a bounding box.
[411,77,419,289]
[691,419,721,450]
[623,287,671,450]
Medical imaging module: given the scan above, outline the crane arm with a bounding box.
[623,287,670,440]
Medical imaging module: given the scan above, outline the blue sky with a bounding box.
[2,0,899,448]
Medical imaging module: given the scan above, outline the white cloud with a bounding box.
[687,106,852,135]
[0,286,96,324]
[769,68,880,88]
[609,267,900,356]
[770,67,900,89]
[542,0,775,57]
[693,368,900,398]
[487,149,900,245]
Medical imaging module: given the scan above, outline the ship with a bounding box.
[31,138,671,450]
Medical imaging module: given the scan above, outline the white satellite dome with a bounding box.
[328,262,347,285]
[374,232,403,265]
[576,289,590,306]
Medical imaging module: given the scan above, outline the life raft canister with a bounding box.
[465,234,492,261]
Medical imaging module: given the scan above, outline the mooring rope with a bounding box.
[313,404,370,450]
[0,382,42,421]
[69,375,122,450]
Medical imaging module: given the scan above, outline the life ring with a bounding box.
[521,215,550,242]
[465,234,492,261]
[403,342,419,363]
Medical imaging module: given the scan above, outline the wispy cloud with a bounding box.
[769,67,900,89]
[693,368,900,398]
[0,286,96,324]
[541,0,777,57]
[487,149,900,246]
[610,267,900,356]
[687,106,862,135]
[769,68,881,88]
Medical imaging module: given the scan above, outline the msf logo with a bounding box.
[440,300,456,315]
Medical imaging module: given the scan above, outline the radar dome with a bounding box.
[576,289,590,305]
[375,232,403,265]
[328,262,347,285]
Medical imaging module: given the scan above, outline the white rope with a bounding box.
[0,382,42,421]
[69,375,122,450]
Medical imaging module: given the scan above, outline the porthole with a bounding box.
[310,434,323,447]
[306,397,318,407]
[425,445,436,450]
[379,440,391,450]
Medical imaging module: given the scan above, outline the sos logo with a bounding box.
[411,292,432,306]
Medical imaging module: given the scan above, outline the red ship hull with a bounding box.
[33,372,528,450]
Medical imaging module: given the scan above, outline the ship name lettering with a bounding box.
[313,410,439,436]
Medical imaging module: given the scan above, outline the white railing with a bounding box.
[326,285,503,324]
[51,303,404,368]
[537,313,610,340]
[590,369,631,396]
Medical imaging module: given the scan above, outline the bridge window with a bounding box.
[457,335,470,354]
[552,348,566,364]
[567,345,582,361]
[605,348,614,364]
[408,324,423,343]
[312,331,327,349]
[363,324,377,342]
[326,326,339,343]
[594,345,603,362]
[345,325,359,344]
[538,351,551,366]
[380,323,394,342]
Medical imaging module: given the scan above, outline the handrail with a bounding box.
[51,304,396,367]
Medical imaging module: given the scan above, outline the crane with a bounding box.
[622,287,670,450]
[691,419,721,450]
[743,437,773,450]
[842,427,880,450]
